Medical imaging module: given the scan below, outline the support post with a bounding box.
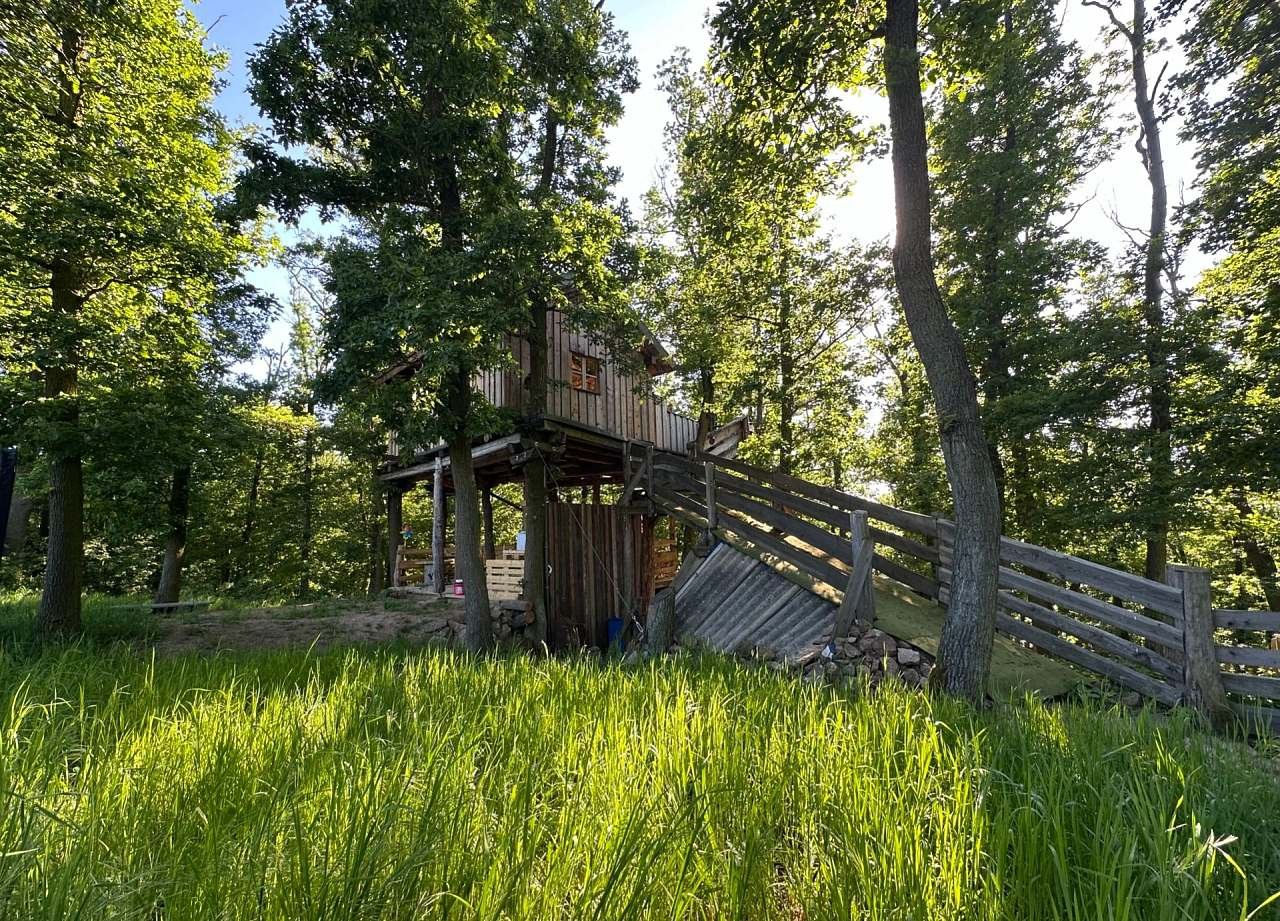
[431,458,447,593]
[622,515,635,618]
[388,488,404,588]
[646,586,676,656]
[1166,564,1231,727]
[703,461,718,537]
[481,485,495,561]
[833,510,875,640]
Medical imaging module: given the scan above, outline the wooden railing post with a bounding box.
[935,514,954,603]
[833,510,875,639]
[387,487,403,588]
[1166,563,1231,727]
[703,461,718,539]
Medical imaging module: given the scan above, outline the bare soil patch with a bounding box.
[154,596,462,657]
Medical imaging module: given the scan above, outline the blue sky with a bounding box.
[193,0,1202,357]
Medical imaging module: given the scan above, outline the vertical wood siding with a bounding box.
[546,502,655,649]
[471,310,697,452]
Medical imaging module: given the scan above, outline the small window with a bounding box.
[570,352,601,394]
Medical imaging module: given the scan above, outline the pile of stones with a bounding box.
[803,625,934,689]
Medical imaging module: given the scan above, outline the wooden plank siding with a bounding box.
[545,502,656,650]
[471,310,697,454]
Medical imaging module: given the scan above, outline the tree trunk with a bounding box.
[977,9,1016,529]
[1233,491,1280,612]
[35,256,85,639]
[298,421,315,599]
[446,372,492,652]
[1,452,34,557]
[884,0,1002,702]
[778,262,796,477]
[523,298,551,643]
[519,104,561,643]
[237,445,264,582]
[1131,0,1173,587]
[696,368,717,446]
[1091,0,1173,582]
[1010,434,1034,540]
[154,465,191,605]
[4,494,34,557]
[368,473,386,594]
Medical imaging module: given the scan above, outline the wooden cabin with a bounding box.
[379,309,699,649]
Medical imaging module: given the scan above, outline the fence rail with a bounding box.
[649,452,1280,733]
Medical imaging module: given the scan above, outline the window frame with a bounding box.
[569,351,602,395]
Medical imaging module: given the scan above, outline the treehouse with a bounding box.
[378,309,709,649]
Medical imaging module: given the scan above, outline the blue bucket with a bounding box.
[606,616,624,649]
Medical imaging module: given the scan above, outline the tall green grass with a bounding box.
[1,642,1278,920]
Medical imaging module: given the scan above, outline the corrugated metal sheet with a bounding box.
[675,542,835,661]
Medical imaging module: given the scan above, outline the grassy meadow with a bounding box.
[1,615,1279,919]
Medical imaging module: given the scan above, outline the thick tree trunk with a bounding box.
[519,105,560,645]
[37,409,83,638]
[884,0,1002,702]
[523,299,551,643]
[446,373,492,652]
[154,465,191,605]
[35,257,85,639]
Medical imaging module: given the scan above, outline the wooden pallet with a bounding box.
[486,558,525,601]
[654,536,679,588]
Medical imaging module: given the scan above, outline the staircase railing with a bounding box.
[649,451,1279,732]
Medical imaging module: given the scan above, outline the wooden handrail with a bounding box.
[652,450,1280,728]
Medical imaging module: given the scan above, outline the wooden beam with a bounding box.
[387,488,403,588]
[481,486,495,561]
[1213,609,1280,632]
[431,460,446,593]
[703,461,718,536]
[833,510,874,640]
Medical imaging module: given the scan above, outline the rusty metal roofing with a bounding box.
[675,541,835,661]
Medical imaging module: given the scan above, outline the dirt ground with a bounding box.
[154,593,465,656]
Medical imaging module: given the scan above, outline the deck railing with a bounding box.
[649,451,1279,732]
